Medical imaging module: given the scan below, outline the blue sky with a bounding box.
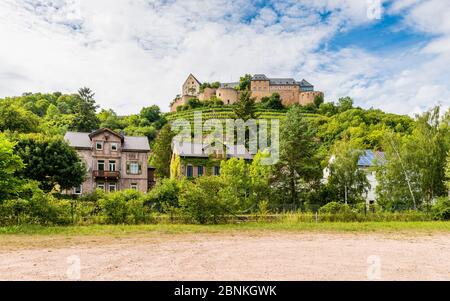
[0,0,449,115]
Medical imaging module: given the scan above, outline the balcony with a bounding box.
[93,170,120,179]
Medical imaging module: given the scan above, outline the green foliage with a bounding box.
[0,134,25,201]
[259,93,284,110]
[69,87,100,132]
[376,107,450,210]
[431,197,450,220]
[272,105,322,204]
[327,139,370,204]
[13,134,86,192]
[318,201,353,214]
[233,90,257,120]
[98,189,151,224]
[179,176,232,224]
[0,100,40,133]
[237,74,252,91]
[220,158,251,210]
[145,178,180,212]
[150,124,175,179]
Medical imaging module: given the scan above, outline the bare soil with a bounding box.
[0,232,449,280]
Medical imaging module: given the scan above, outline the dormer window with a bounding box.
[111,143,118,151]
[96,141,103,150]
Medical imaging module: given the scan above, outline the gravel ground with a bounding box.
[0,232,449,280]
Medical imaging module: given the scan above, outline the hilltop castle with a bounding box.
[170,73,324,112]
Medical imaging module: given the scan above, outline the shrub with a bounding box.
[145,179,180,212]
[319,201,353,214]
[431,197,450,220]
[98,193,128,224]
[179,176,232,224]
[98,190,150,224]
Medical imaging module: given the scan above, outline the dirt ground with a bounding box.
[0,232,449,280]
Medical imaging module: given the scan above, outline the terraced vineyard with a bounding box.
[165,107,322,122]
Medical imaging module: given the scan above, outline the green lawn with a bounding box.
[0,221,449,236]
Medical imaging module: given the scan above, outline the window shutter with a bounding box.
[138,162,142,174]
[126,161,130,174]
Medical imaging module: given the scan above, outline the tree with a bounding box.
[70,87,100,132]
[140,105,161,123]
[376,107,450,210]
[220,158,250,210]
[0,101,40,133]
[233,91,257,121]
[0,134,25,201]
[260,93,284,110]
[313,94,324,108]
[14,134,86,192]
[249,151,272,206]
[272,105,322,205]
[337,96,353,112]
[237,74,252,91]
[327,139,369,204]
[150,124,175,179]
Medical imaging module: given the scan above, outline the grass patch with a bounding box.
[0,221,449,236]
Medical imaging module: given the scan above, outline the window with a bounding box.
[97,182,105,190]
[128,162,140,174]
[73,185,82,195]
[131,183,138,190]
[97,160,105,171]
[96,141,103,150]
[109,160,116,172]
[109,183,116,192]
[213,166,220,176]
[186,165,193,177]
[197,166,203,176]
[111,143,118,151]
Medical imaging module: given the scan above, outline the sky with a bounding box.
[0,0,449,115]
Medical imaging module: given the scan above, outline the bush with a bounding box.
[98,190,151,224]
[145,179,180,212]
[432,197,450,220]
[179,176,232,224]
[319,201,353,214]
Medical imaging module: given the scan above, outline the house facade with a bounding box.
[170,141,253,178]
[64,128,151,195]
[170,73,324,112]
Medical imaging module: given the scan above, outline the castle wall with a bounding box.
[198,87,216,101]
[250,80,271,100]
[216,88,239,104]
[299,91,323,106]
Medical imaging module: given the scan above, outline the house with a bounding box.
[323,150,385,205]
[64,128,151,195]
[170,141,254,178]
[170,73,324,112]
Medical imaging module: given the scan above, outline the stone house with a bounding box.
[64,128,151,195]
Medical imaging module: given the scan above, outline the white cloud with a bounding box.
[0,0,449,116]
